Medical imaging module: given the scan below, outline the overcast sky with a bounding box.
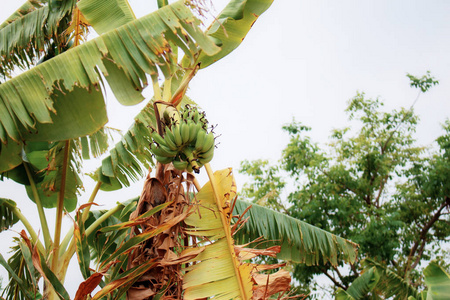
[1,0,450,297]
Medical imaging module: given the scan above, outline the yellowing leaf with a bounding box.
[183,167,253,300]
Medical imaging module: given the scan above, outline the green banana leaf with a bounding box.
[0,198,20,233]
[0,240,42,300]
[233,200,359,266]
[409,292,428,300]
[22,141,81,212]
[196,0,274,68]
[423,261,450,300]
[84,197,138,263]
[0,136,22,173]
[0,0,75,78]
[90,119,153,191]
[0,85,106,174]
[363,258,419,299]
[1,127,113,210]
[78,0,135,35]
[0,0,45,29]
[335,267,380,300]
[0,0,219,145]
[74,208,92,280]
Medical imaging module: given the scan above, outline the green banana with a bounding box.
[181,121,190,144]
[164,129,178,150]
[201,132,215,153]
[150,144,176,158]
[160,143,178,156]
[151,132,167,148]
[173,159,188,171]
[197,147,214,164]
[154,155,173,164]
[172,124,183,147]
[191,109,200,123]
[194,129,207,151]
[182,147,200,173]
[188,122,201,144]
[181,108,190,120]
[162,131,178,151]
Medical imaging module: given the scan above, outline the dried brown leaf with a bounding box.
[235,245,281,260]
[252,269,291,300]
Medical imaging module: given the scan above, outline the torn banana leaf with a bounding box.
[0,0,76,78]
[363,258,419,299]
[233,200,359,266]
[0,238,42,300]
[0,0,220,145]
[77,0,136,35]
[196,0,274,68]
[85,197,138,263]
[23,141,81,212]
[183,168,254,300]
[89,103,156,191]
[335,267,380,300]
[0,198,20,233]
[0,0,45,29]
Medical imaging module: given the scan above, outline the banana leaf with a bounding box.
[423,261,450,300]
[0,0,45,29]
[84,197,138,263]
[233,200,359,266]
[0,0,75,78]
[0,198,20,233]
[335,267,380,300]
[0,240,42,300]
[77,0,135,35]
[183,168,254,300]
[0,136,22,173]
[0,0,219,145]
[23,141,81,212]
[363,258,419,299]
[196,0,274,68]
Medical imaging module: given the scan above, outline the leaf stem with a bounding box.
[57,203,123,280]
[52,140,70,273]
[204,163,249,300]
[24,162,52,251]
[58,181,102,257]
[85,204,123,237]
[82,181,102,222]
[5,202,45,254]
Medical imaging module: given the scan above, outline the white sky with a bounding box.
[1,0,450,298]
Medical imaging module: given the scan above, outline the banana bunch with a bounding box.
[150,105,215,173]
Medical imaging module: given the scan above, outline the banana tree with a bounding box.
[0,0,359,299]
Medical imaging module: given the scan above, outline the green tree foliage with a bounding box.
[240,78,450,298]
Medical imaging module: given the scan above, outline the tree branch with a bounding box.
[321,268,346,290]
[404,196,450,276]
[410,239,426,271]
[374,175,388,208]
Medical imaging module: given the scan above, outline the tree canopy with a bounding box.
[240,75,450,299]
